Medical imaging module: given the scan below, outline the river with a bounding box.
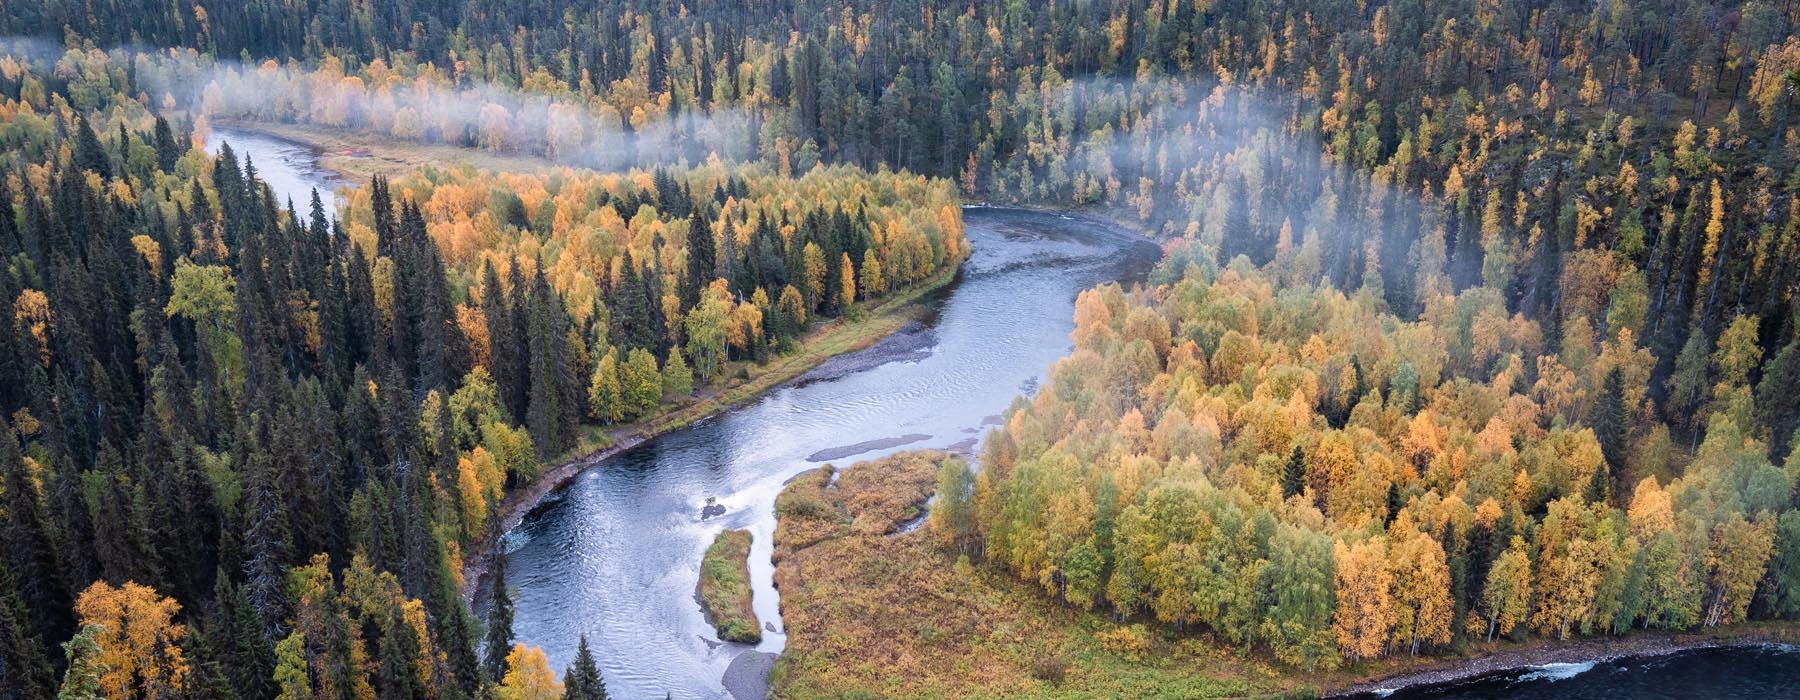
[1344,645,1800,699]
[204,125,348,210]
[479,208,1160,699]
[198,127,1163,699]
[212,128,1799,700]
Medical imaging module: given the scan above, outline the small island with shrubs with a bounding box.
[699,529,762,644]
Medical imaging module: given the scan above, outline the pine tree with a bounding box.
[240,411,295,618]
[212,577,276,700]
[481,262,524,423]
[608,251,654,353]
[525,269,574,459]
[1385,481,1403,525]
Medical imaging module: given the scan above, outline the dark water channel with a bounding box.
[1343,645,1800,700]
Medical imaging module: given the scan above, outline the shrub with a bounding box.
[1097,624,1153,660]
[1030,654,1069,685]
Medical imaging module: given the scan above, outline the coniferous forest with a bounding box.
[0,0,1798,698]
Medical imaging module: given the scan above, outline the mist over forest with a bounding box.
[0,1,1797,699]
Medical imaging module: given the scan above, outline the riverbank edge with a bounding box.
[1323,623,1800,697]
[457,255,965,602]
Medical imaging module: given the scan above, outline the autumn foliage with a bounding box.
[950,251,1800,668]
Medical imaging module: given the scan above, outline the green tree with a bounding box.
[0,568,53,700]
[1590,366,1629,491]
[1760,512,1800,618]
[1480,537,1533,641]
[1666,332,1710,430]
[1754,338,1800,462]
[588,349,623,423]
[1257,524,1338,670]
[620,348,662,419]
[684,291,729,382]
[272,632,313,700]
[561,636,606,700]
[482,555,515,683]
[57,625,106,700]
[1704,513,1775,627]
[684,213,714,306]
[662,350,694,399]
[929,458,977,555]
[165,259,241,381]
[1281,446,1307,500]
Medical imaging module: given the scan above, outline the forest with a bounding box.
[938,247,1800,670]
[10,0,1798,416]
[0,46,963,700]
[0,0,1797,697]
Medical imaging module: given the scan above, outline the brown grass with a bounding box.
[769,451,1302,700]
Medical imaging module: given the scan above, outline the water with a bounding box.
[482,208,1160,699]
[203,126,346,212]
[1347,645,1800,699]
[212,129,1796,700]
[496,200,1798,700]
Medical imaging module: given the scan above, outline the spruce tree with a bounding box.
[481,553,516,684]
[152,116,180,172]
[562,636,607,700]
[1590,366,1629,495]
[0,415,71,641]
[1280,446,1306,500]
[0,568,53,700]
[1757,337,1800,463]
[526,268,573,458]
[72,116,111,178]
[685,211,715,306]
[57,626,105,700]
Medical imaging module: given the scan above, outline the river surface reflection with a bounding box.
[484,208,1159,699]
